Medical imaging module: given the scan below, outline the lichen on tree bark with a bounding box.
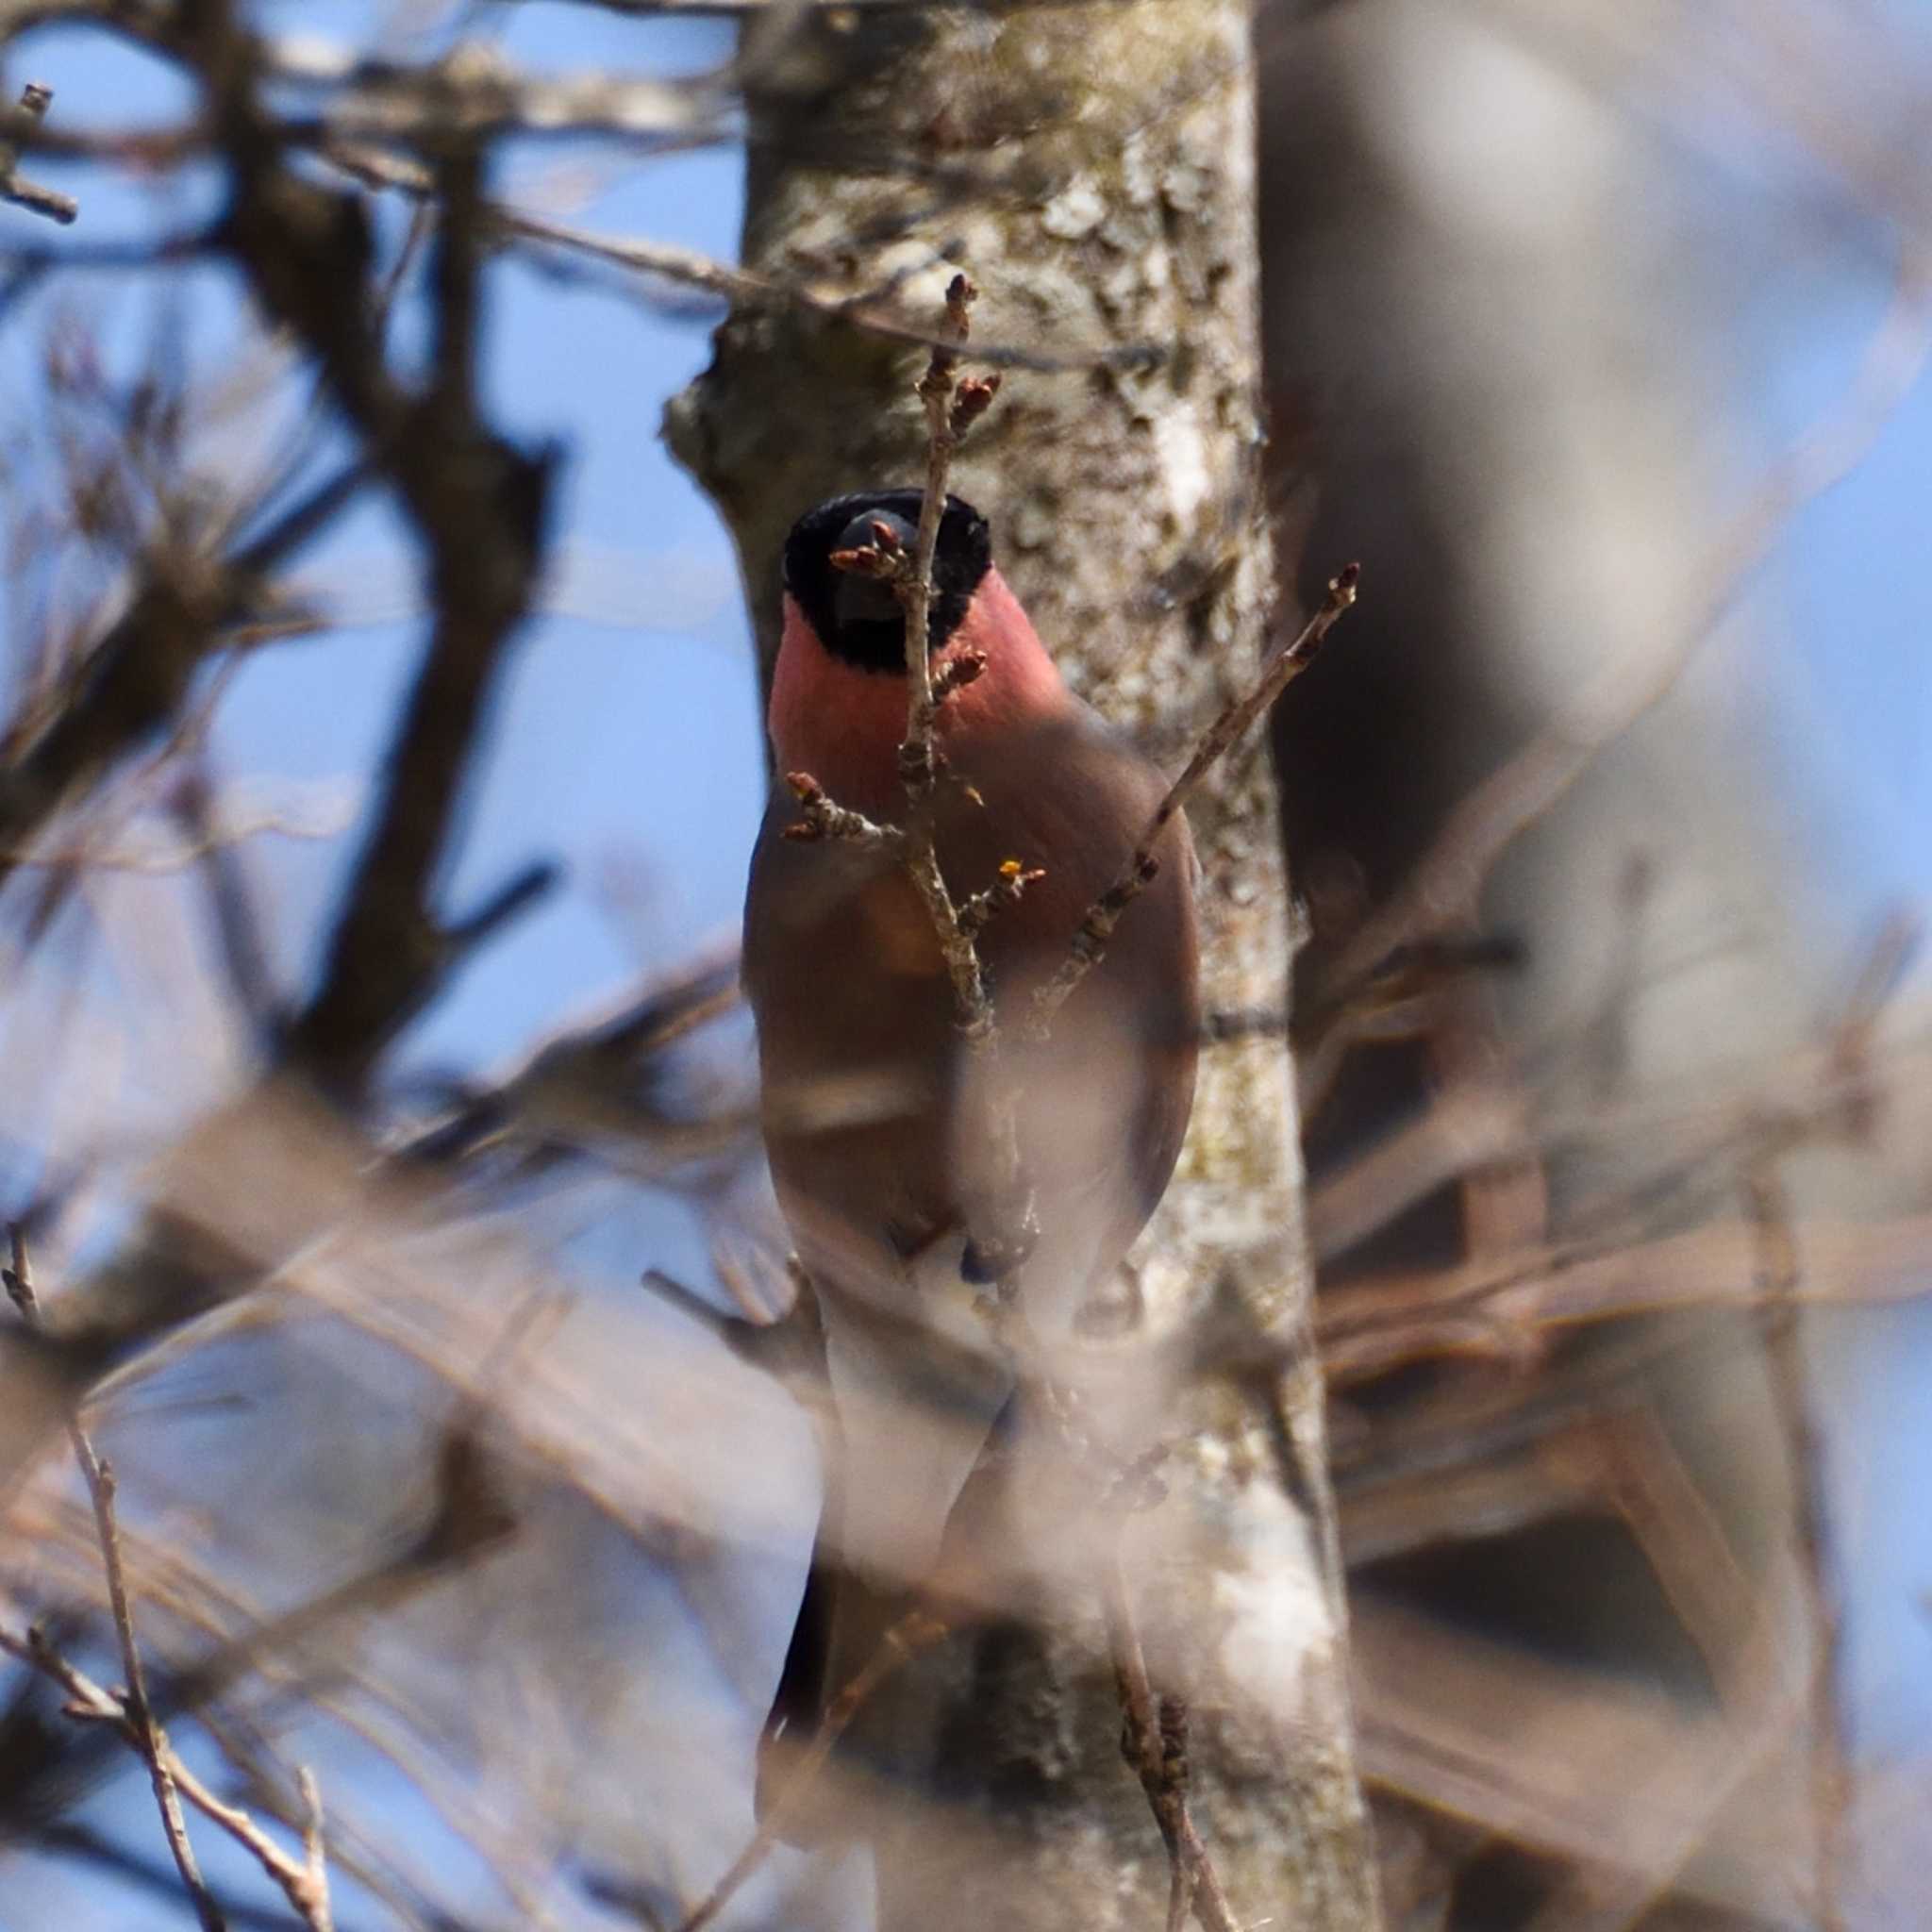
[667,3,1378,1925]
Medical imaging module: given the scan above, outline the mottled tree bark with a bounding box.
[668,4,1377,1926]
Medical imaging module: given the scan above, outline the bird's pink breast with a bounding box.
[768,569,1071,820]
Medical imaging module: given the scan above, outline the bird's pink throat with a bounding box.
[768,569,1070,819]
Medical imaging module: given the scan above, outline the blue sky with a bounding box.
[3,0,763,1074]
[0,9,777,1926]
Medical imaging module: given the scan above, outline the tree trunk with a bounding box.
[668,4,1378,1925]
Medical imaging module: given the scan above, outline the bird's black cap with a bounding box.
[783,491,992,674]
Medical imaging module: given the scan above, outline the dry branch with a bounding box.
[323,138,1158,372]
[170,0,560,1080]
[1321,241,1932,1001]
[675,1607,949,1932]
[5,1227,226,1932]
[0,1624,336,1931]
[0,83,77,225]
[1744,1164,1850,1932]
[1105,1552,1240,1932]
[1029,560,1358,1041]
[0,491,353,896]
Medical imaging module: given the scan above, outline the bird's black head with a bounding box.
[783,491,992,674]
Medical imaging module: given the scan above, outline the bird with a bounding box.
[741,489,1199,1828]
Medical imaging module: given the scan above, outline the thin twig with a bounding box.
[321,138,1158,373]
[887,272,1001,1041]
[0,1624,336,1931]
[80,1460,221,1927]
[23,1489,553,1927]
[1742,1164,1850,1932]
[808,275,1033,1279]
[780,770,902,847]
[1028,561,1359,1041]
[674,1608,949,1932]
[0,83,79,225]
[878,276,1041,1276]
[1323,239,1932,1000]
[6,1227,225,1932]
[958,858,1047,939]
[194,1702,403,1930]
[1104,1551,1239,1932]
[1031,1385,1239,1931]
[898,273,973,800]
[297,1769,334,1932]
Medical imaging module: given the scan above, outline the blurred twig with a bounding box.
[0,461,366,896]
[172,0,558,1083]
[675,1606,950,1932]
[1106,1552,1238,1932]
[1731,913,1904,1932]
[1322,239,1932,1000]
[1317,1207,1932,1389]
[1742,1161,1848,1932]
[390,953,744,1174]
[0,83,77,225]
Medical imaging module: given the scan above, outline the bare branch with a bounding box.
[175,10,560,1080]
[1323,239,1932,999]
[0,83,78,225]
[899,272,976,800]
[813,275,1005,1044]
[878,275,1006,1044]
[1743,1163,1850,1932]
[0,453,365,896]
[1106,1552,1240,1932]
[323,138,1159,372]
[0,1624,336,1930]
[1029,560,1359,1041]
[675,1608,950,1932]
[6,1227,224,1932]
[781,770,902,847]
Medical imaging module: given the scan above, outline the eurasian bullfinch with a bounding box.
[742,491,1199,1818]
